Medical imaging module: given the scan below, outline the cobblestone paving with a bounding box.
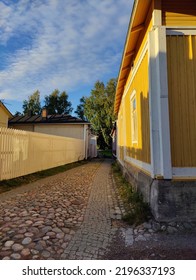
[61,160,124,260]
[0,159,125,260]
[1,159,194,260]
[0,160,102,260]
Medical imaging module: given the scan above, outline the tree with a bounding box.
[74,96,87,120]
[84,78,116,149]
[44,89,73,114]
[22,90,41,115]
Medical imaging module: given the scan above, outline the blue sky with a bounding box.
[0,0,133,115]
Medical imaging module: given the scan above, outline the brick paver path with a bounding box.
[0,159,124,260]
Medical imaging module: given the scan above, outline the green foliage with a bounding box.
[84,78,117,149]
[112,161,151,225]
[22,90,41,115]
[74,96,87,121]
[44,89,73,114]
[98,150,113,158]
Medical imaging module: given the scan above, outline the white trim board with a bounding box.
[148,26,172,179]
[125,156,151,175]
[152,0,162,27]
[172,168,196,178]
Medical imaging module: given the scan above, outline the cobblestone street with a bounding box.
[0,159,124,260]
[0,159,196,260]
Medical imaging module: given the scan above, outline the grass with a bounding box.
[112,161,151,225]
[0,160,88,194]
[98,149,113,158]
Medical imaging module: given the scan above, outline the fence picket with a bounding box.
[0,127,85,181]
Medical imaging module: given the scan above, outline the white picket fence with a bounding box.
[0,127,85,180]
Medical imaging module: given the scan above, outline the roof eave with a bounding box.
[114,0,151,115]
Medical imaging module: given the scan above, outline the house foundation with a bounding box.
[120,160,196,222]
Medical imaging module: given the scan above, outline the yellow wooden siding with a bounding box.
[162,0,196,26]
[167,35,196,167]
[118,52,150,165]
[117,13,152,166]
[125,18,153,89]
[117,104,125,162]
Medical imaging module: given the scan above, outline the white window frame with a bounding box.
[130,90,138,144]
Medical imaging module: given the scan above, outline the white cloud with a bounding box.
[0,0,133,106]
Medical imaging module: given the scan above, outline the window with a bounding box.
[130,90,138,143]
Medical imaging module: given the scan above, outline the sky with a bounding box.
[0,0,133,115]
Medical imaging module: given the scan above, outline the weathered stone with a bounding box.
[33,221,44,227]
[7,230,16,238]
[4,217,11,222]
[25,220,33,225]
[41,250,50,258]
[40,211,48,215]
[24,232,34,237]
[61,242,68,249]
[44,220,53,226]
[12,234,24,240]
[167,226,178,234]
[22,237,32,245]
[56,232,64,239]
[12,243,24,252]
[52,227,62,233]
[2,227,11,232]
[124,228,134,246]
[143,222,152,229]
[161,225,167,231]
[43,236,50,240]
[30,227,40,234]
[72,199,82,205]
[46,231,56,238]
[135,235,146,242]
[64,234,72,242]
[21,248,31,257]
[152,222,161,232]
[31,249,39,255]
[38,240,46,247]
[11,253,21,260]
[4,240,14,247]
[183,222,193,230]
[32,255,39,259]
[41,226,52,234]
[18,229,27,234]
[0,250,12,257]
[62,228,70,234]
[34,243,44,251]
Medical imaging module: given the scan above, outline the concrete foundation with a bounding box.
[120,160,196,222]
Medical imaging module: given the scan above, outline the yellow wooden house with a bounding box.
[114,0,196,221]
[0,101,13,128]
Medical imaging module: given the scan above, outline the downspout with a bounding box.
[83,125,88,160]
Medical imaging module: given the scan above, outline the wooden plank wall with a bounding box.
[162,0,196,26]
[167,35,196,167]
[124,52,151,164]
[0,127,85,180]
